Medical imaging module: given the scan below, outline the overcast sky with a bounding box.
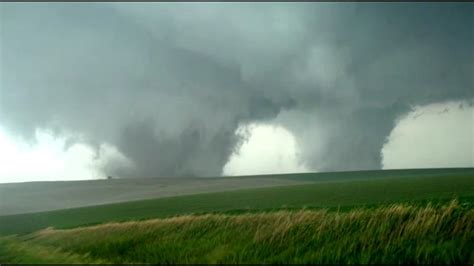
[0,3,472,182]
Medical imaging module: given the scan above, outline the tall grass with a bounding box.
[2,200,472,264]
[0,236,103,263]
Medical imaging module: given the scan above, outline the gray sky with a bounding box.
[0,3,473,181]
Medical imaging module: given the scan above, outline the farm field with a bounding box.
[0,168,473,235]
[0,168,473,263]
[0,175,312,215]
[1,168,470,216]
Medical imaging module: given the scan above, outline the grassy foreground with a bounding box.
[1,172,473,235]
[1,200,472,264]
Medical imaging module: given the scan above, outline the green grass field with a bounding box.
[1,169,473,235]
[0,168,473,263]
[1,200,472,264]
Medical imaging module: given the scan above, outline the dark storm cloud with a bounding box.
[0,3,472,176]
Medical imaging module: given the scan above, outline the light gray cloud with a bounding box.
[382,100,474,169]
